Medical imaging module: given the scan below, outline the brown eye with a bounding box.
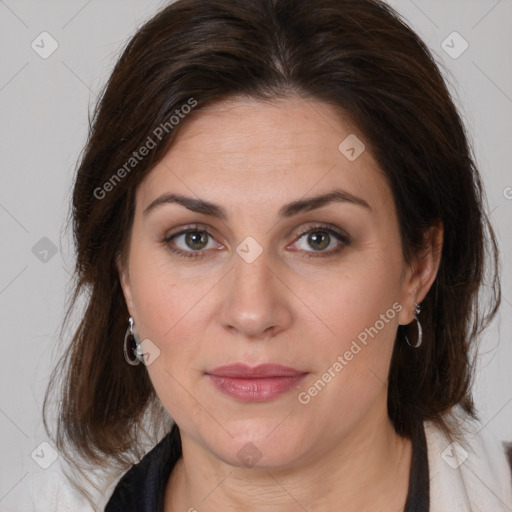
[183,231,209,250]
[306,231,331,251]
[163,225,221,260]
[292,224,350,258]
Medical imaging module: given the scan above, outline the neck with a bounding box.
[165,402,413,512]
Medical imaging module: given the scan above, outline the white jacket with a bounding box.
[425,410,512,511]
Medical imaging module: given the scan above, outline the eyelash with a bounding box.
[162,223,350,260]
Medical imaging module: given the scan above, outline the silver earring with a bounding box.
[405,303,422,348]
[123,316,142,365]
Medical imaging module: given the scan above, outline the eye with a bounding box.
[291,224,350,258]
[163,225,222,259]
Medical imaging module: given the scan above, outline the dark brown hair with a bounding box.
[44,0,500,497]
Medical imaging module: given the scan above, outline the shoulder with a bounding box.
[7,459,100,512]
[425,406,512,512]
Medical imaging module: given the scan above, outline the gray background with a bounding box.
[0,0,511,508]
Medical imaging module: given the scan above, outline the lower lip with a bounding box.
[207,374,307,402]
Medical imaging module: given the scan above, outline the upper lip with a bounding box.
[207,363,306,378]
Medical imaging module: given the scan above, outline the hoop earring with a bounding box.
[405,303,422,348]
[123,316,142,365]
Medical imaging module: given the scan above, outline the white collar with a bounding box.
[426,408,512,511]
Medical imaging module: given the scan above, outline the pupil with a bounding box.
[309,231,329,250]
[186,231,207,250]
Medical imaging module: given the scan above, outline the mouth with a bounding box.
[205,364,308,402]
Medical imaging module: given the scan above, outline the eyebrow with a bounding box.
[143,188,371,220]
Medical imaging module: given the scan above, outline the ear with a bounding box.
[116,253,136,317]
[397,221,443,325]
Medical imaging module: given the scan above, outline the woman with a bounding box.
[43,0,512,510]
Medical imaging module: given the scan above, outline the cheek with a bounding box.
[294,258,401,408]
[126,251,211,403]
[297,253,401,350]
[131,266,211,424]
[133,277,210,362]
[128,240,206,339]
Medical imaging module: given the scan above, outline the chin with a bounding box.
[203,418,310,470]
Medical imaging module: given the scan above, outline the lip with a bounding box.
[208,363,305,378]
[206,364,308,402]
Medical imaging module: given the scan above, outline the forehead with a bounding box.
[162,96,361,168]
[136,96,393,218]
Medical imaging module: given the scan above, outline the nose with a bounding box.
[218,247,293,340]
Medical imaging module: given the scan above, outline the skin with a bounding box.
[118,96,443,512]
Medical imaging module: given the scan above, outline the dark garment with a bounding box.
[105,422,429,511]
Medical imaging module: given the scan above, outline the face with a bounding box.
[118,96,429,470]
